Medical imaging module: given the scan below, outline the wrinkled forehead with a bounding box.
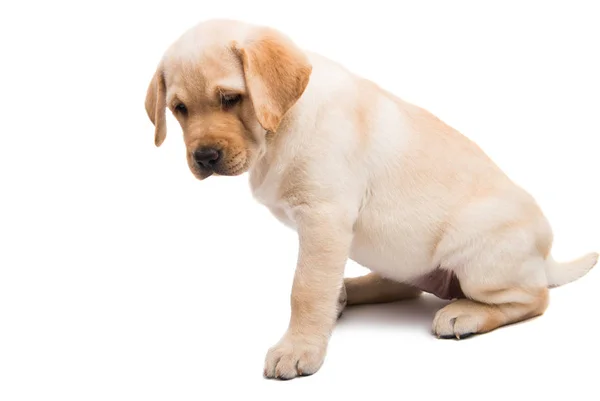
[162,22,248,102]
[164,48,245,97]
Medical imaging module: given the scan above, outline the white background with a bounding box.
[1,1,599,399]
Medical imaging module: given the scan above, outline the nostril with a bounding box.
[193,148,220,168]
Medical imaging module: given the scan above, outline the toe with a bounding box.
[452,315,479,339]
[264,347,284,378]
[433,311,457,337]
[433,312,481,340]
[274,353,299,379]
[296,350,323,377]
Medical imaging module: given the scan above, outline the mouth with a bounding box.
[192,165,214,180]
[215,158,248,176]
[192,157,248,179]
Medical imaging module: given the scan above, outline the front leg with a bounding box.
[264,205,353,380]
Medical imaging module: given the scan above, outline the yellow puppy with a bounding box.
[145,19,598,380]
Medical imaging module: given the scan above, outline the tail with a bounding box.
[545,252,598,287]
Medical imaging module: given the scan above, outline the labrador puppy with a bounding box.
[145,19,598,380]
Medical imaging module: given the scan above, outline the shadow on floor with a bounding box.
[336,295,451,334]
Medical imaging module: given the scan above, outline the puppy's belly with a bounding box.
[349,232,437,283]
[348,196,447,282]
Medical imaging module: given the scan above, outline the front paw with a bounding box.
[263,334,326,380]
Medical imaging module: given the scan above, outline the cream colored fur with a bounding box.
[145,19,598,380]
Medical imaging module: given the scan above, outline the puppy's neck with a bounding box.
[247,103,305,207]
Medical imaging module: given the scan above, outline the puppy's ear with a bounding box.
[235,28,312,133]
[145,66,167,147]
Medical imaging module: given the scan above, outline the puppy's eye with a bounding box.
[220,93,242,109]
[174,103,187,114]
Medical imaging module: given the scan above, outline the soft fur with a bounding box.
[145,19,598,380]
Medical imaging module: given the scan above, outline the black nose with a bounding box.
[193,148,220,168]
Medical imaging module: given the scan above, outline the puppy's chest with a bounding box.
[259,197,297,229]
[249,171,297,229]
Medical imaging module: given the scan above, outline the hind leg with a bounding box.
[432,287,548,338]
[338,272,421,316]
[432,257,550,339]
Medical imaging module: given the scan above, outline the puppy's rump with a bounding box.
[545,252,598,287]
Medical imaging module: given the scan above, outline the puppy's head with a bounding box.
[145,20,312,180]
